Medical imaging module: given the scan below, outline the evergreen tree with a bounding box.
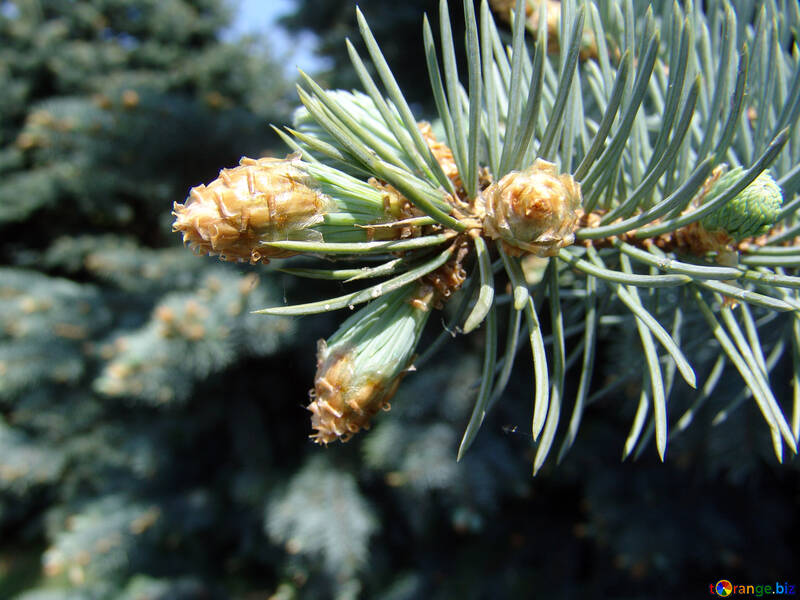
[176,0,800,596]
[0,0,291,246]
[2,1,799,599]
[0,0,303,597]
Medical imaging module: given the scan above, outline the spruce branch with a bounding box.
[175,0,800,471]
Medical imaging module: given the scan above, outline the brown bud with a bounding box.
[491,0,598,61]
[308,342,403,444]
[489,0,534,22]
[204,91,228,109]
[482,159,581,256]
[121,89,140,109]
[307,285,435,443]
[418,121,462,191]
[92,93,112,109]
[531,0,561,54]
[172,157,332,264]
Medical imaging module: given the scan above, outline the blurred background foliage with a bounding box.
[0,1,797,599]
[280,0,470,109]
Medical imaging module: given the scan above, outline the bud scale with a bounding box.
[308,284,435,443]
[172,157,332,263]
[482,159,582,256]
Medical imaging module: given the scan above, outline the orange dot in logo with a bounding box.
[715,580,733,597]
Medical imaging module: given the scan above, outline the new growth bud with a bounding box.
[308,284,436,443]
[173,156,421,263]
[700,168,783,242]
[482,159,582,256]
[172,157,332,263]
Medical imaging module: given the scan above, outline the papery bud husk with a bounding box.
[418,121,462,192]
[700,168,783,242]
[490,0,598,60]
[482,159,581,257]
[308,284,435,443]
[172,157,333,264]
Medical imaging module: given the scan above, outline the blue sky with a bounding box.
[229,0,290,34]
[226,0,324,74]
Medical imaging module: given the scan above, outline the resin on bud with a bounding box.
[700,168,783,242]
[172,157,333,264]
[308,283,436,443]
[482,159,582,256]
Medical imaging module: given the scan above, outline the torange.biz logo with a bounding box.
[710,580,796,596]
[716,581,733,596]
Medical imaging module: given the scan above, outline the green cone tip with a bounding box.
[701,168,783,241]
